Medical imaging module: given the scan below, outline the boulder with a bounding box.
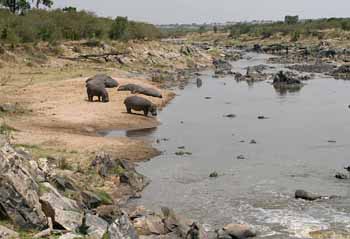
[335,172,349,180]
[0,137,47,229]
[295,189,322,201]
[217,224,256,239]
[85,213,109,239]
[133,215,167,236]
[0,103,17,113]
[108,212,139,239]
[39,182,82,231]
[0,225,19,239]
[95,205,122,224]
[81,191,103,209]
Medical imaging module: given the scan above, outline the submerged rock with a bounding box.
[209,172,219,178]
[335,172,349,180]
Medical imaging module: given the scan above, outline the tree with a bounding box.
[109,16,129,40]
[213,25,218,33]
[285,15,299,25]
[198,25,206,34]
[0,0,53,14]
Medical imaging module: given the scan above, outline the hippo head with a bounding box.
[150,104,157,116]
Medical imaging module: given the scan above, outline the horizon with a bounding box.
[53,0,350,25]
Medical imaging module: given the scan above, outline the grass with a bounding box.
[95,190,113,205]
[0,123,17,135]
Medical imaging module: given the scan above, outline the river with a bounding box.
[105,53,350,238]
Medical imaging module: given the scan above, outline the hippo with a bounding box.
[137,87,163,98]
[124,96,157,116]
[118,84,144,93]
[196,78,202,88]
[86,74,119,88]
[118,84,163,98]
[86,83,109,102]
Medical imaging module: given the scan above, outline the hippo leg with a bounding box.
[88,94,93,102]
[98,96,101,102]
[143,109,149,116]
[126,107,132,114]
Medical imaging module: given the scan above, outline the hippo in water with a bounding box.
[124,96,157,116]
[86,83,109,102]
[86,74,119,88]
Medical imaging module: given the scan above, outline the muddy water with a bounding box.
[110,53,350,238]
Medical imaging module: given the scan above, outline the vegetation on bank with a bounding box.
[0,8,161,44]
[162,17,350,42]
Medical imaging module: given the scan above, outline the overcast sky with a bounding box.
[54,0,349,24]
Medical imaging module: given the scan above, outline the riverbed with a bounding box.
[107,53,350,238]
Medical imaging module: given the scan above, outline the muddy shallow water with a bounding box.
[108,53,350,238]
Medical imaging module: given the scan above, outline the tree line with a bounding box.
[0,3,162,44]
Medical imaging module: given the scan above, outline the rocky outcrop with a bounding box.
[85,213,109,239]
[0,136,47,229]
[295,190,322,201]
[39,182,82,231]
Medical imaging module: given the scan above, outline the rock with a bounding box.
[344,166,350,172]
[295,189,322,201]
[309,229,350,239]
[257,116,268,120]
[59,233,83,239]
[217,224,256,239]
[0,225,19,239]
[85,213,109,239]
[236,155,246,160]
[119,170,150,192]
[134,215,167,236]
[0,138,47,229]
[250,140,257,144]
[0,103,17,113]
[209,172,219,178]
[49,175,77,192]
[224,114,236,118]
[328,140,337,143]
[81,191,103,209]
[335,172,349,180]
[95,205,122,224]
[39,182,82,231]
[37,158,50,175]
[108,211,139,239]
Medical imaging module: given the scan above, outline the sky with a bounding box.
[53,0,350,24]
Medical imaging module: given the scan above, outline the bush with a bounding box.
[0,8,161,44]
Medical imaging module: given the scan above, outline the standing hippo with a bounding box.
[86,83,109,102]
[86,74,119,88]
[124,96,157,116]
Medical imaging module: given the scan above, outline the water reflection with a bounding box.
[273,84,304,96]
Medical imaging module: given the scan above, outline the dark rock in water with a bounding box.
[344,166,350,172]
[257,116,268,120]
[205,97,212,99]
[196,78,203,88]
[224,114,236,118]
[295,189,322,201]
[209,172,219,178]
[119,170,150,192]
[250,140,257,144]
[237,155,246,160]
[327,140,337,143]
[335,172,349,180]
[273,71,303,86]
[217,224,257,239]
[0,137,47,229]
